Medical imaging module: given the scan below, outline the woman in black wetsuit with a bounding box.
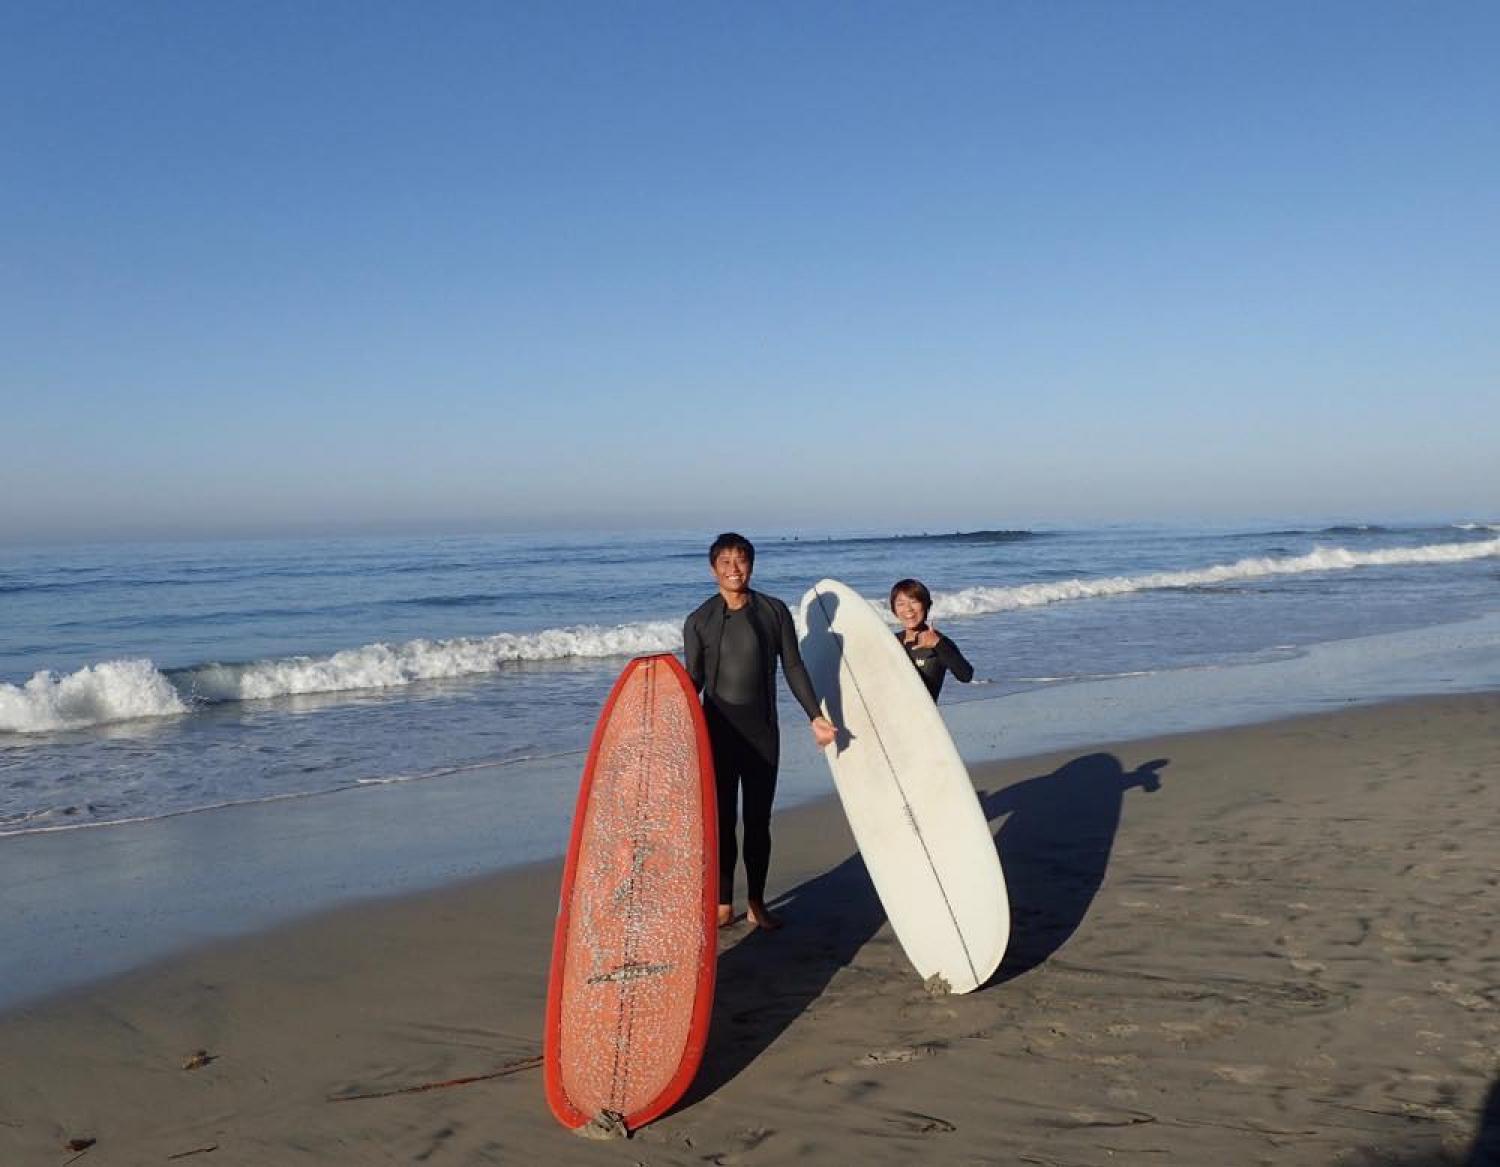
[889,578,974,700]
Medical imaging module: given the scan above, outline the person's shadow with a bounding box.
[678,844,886,1107]
[1470,1076,1500,1165]
[681,752,1167,1107]
[981,753,1168,981]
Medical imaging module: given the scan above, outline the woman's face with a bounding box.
[892,590,928,632]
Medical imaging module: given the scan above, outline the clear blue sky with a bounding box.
[3,1,1496,540]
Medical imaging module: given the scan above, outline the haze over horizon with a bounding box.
[4,2,1496,543]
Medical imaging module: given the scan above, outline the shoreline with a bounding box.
[7,602,1500,841]
[3,690,1499,1163]
[3,640,1500,1015]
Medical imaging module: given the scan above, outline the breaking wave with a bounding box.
[1234,523,1499,540]
[0,660,191,735]
[5,536,1495,736]
[0,621,682,735]
[930,537,1500,620]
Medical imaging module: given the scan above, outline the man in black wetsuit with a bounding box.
[683,533,837,930]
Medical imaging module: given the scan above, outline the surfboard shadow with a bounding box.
[677,845,888,1108]
[981,753,1168,982]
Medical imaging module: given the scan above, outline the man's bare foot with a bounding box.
[717,903,736,928]
[747,899,783,931]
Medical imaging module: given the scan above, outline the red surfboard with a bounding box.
[544,653,718,1133]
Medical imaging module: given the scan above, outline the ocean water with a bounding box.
[2,521,1498,838]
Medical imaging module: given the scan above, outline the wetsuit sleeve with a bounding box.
[773,601,825,721]
[683,610,705,693]
[934,635,974,684]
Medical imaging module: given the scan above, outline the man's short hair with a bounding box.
[889,577,932,614]
[709,532,755,568]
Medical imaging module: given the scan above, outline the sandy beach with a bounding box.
[3,692,1498,1165]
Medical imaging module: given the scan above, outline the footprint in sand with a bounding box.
[1430,980,1488,1009]
[899,997,958,1022]
[1020,1019,1077,1052]
[1160,1020,1203,1043]
[882,1110,955,1135]
[1218,911,1272,926]
[699,1127,777,1164]
[1213,1065,1269,1084]
[820,1068,880,1089]
[856,1045,939,1066]
[1066,1108,1157,1128]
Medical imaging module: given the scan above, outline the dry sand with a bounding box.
[2,692,1498,1165]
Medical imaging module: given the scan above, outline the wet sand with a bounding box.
[2,692,1497,1165]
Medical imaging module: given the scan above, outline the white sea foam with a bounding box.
[178,621,684,702]
[1008,670,1158,683]
[5,537,1495,736]
[0,659,190,734]
[0,621,685,734]
[929,537,1500,620]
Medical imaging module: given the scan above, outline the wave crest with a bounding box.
[1,621,684,734]
[6,537,1494,736]
[177,622,684,701]
[930,538,1500,619]
[0,659,190,734]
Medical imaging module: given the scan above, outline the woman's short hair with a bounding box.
[889,577,932,614]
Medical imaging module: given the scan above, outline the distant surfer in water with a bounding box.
[684,533,837,931]
[890,578,974,700]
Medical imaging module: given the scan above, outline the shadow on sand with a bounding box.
[685,757,1500,1167]
[1471,1077,1500,1166]
[981,752,1167,982]
[1341,1074,1500,1165]
[680,842,886,1108]
[682,751,1166,1105]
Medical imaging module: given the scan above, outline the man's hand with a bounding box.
[810,716,837,748]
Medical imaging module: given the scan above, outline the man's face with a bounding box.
[712,548,752,595]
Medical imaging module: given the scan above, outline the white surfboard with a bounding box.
[799,578,1009,993]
